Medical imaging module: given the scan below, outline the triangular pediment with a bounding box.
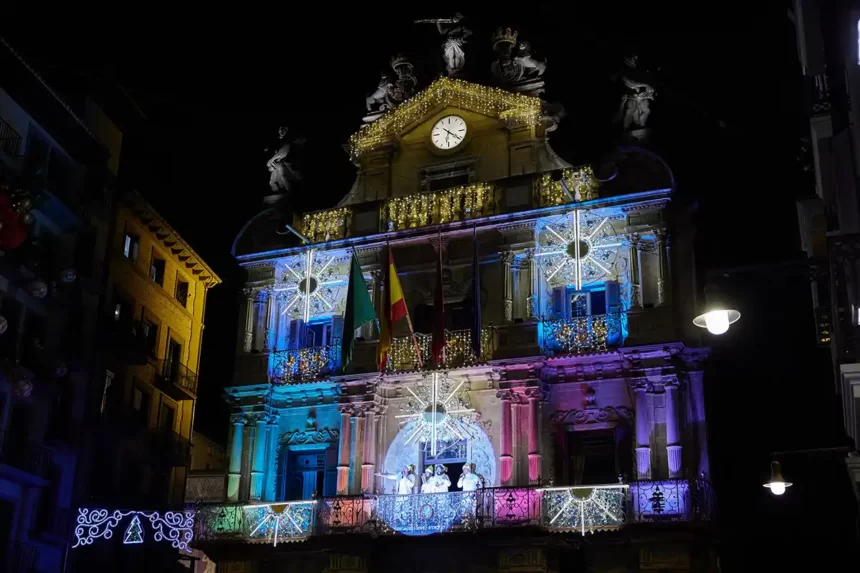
[349,78,542,159]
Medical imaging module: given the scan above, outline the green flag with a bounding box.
[340,253,377,370]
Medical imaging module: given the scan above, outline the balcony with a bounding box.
[0,117,22,157]
[271,344,338,384]
[185,472,228,503]
[388,327,496,372]
[540,313,625,355]
[152,357,199,399]
[195,480,714,544]
[0,429,53,481]
[382,183,498,232]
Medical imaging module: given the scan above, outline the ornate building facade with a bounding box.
[186,23,718,572]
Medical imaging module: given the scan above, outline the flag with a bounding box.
[341,253,377,370]
[377,249,412,371]
[470,226,482,360]
[431,242,446,366]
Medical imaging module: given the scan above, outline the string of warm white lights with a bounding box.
[383,182,496,231]
[350,77,543,158]
[300,207,351,244]
[537,166,600,207]
[542,315,611,354]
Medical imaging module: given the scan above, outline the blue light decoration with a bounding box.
[73,508,194,552]
[123,515,144,544]
[376,491,476,536]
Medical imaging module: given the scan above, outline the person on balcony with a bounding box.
[431,464,451,493]
[377,464,416,494]
[421,466,436,493]
[458,463,483,492]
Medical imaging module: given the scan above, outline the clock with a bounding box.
[431,115,467,150]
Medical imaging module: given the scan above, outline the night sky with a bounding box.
[4,3,859,566]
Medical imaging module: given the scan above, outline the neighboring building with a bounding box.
[0,38,116,572]
[190,432,227,472]
[791,0,860,500]
[187,29,717,573]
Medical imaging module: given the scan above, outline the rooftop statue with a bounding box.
[491,28,546,97]
[415,13,472,77]
[614,54,655,131]
[265,126,304,195]
[364,55,418,123]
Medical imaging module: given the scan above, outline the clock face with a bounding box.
[431,115,467,150]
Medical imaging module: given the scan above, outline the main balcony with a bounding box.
[194,479,714,545]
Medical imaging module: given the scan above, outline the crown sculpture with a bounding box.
[492,27,518,47]
[490,27,546,97]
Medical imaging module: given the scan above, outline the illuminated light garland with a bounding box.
[540,485,628,534]
[73,508,194,552]
[300,207,351,244]
[389,328,494,372]
[271,345,336,384]
[383,183,497,232]
[349,77,543,158]
[536,209,620,289]
[274,250,343,322]
[541,314,626,354]
[538,166,599,207]
[244,502,314,545]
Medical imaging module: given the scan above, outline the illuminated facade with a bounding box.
[191,26,714,573]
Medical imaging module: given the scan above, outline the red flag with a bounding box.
[431,243,446,366]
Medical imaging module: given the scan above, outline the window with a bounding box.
[175,279,189,307]
[132,386,151,427]
[150,257,166,286]
[142,321,158,357]
[123,233,140,262]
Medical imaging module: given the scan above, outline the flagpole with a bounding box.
[390,243,424,369]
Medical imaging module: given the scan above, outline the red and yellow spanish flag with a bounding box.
[377,249,414,371]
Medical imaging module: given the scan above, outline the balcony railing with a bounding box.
[185,472,228,503]
[195,480,713,544]
[389,327,496,372]
[0,117,22,157]
[271,345,338,385]
[0,430,53,479]
[382,183,498,232]
[152,357,199,397]
[540,313,625,355]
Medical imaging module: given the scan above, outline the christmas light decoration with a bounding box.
[244,502,314,546]
[383,182,496,232]
[73,508,194,552]
[300,207,351,244]
[395,372,477,457]
[389,328,493,371]
[350,77,543,158]
[274,249,344,323]
[535,209,621,290]
[537,167,599,207]
[271,345,336,384]
[540,485,628,535]
[542,314,617,354]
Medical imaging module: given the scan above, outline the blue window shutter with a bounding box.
[288,319,307,350]
[605,280,620,314]
[552,287,566,319]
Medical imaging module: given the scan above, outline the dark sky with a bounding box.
[4,3,859,566]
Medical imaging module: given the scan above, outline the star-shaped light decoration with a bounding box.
[535,210,622,290]
[245,502,313,546]
[275,250,345,322]
[396,372,477,457]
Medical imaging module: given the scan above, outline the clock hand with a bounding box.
[443,128,462,140]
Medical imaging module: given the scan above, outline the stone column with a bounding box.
[264,415,280,501]
[249,416,268,501]
[500,250,514,323]
[526,389,542,484]
[498,391,514,485]
[525,249,537,320]
[242,289,255,353]
[655,229,669,306]
[633,385,651,479]
[264,288,277,352]
[627,234,642,310]
[361,410,377,492]
[336,408,352,495]
[227,414,246,502]
[665,382,683,478]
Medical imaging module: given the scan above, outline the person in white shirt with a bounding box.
[457,463,483,492]
[376,464,416,494]
[421,466,436,493]
[431,463,451,493]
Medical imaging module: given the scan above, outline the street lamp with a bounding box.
[763,461,792,495]
[693,284,741,335]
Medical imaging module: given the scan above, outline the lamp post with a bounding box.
[762,447,853,496]
[692,283,741,335]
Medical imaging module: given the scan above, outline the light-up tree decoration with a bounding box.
[535,210,622,290]
[396,372,476,457]
[275,250,344,322]
[123,515,144,544]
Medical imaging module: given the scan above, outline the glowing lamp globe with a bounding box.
[693,284,740,335]
[763,461,792,496]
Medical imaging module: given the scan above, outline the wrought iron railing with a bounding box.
[540,313,625,355]
[271,344,338,384]
[300,207,352,244]
[193,480,712,544]
[381,182,498,232]
[185,472,228,503]
[629,479,716,523]
[0,117,22,157]
[151,358,199,396]
[0,430,53,478]
[389,327,496,371]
